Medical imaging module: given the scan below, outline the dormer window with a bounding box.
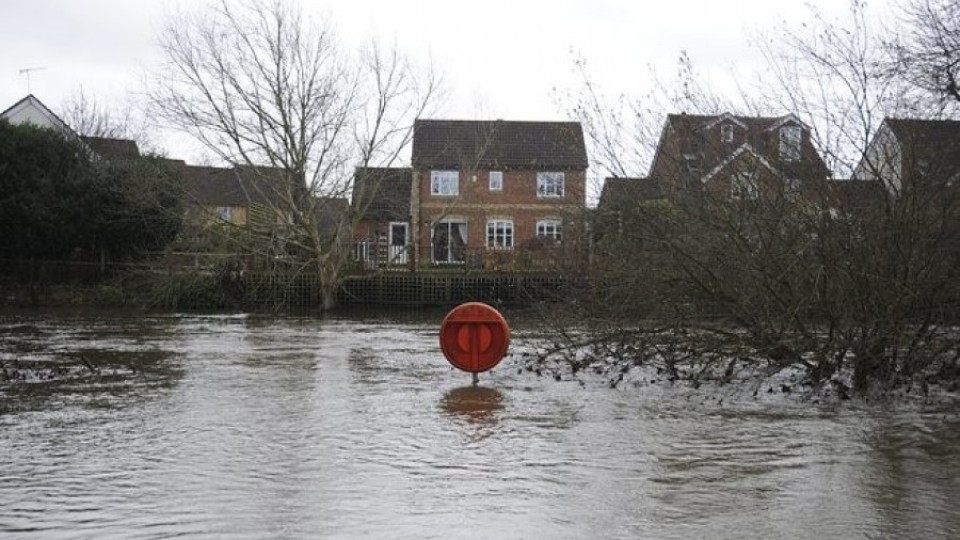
[780,125,802,162]
[721,124,734,143]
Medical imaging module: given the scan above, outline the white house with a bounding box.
[0,94,73,133]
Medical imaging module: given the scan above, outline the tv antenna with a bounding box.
[19,66,46,93]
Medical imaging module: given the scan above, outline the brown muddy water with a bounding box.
[1,310,959,539]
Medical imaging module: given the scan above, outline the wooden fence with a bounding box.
[0,254,576,309]
[337,273,568,306]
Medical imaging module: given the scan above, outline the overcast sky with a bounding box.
[2,0,886,164]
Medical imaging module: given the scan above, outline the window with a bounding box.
[537,172,565,197]
[785,177,802,197]
[486,219,514,249]
[731,173,759,199]
[431,170,459,196]
[489,171,503,191]
[536,219,563,242]
[721,124,734,143]
[779,125,802,162]
[432,221,467,263]
[215,206,233,222]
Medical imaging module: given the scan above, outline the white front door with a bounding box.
[388,222,408,264]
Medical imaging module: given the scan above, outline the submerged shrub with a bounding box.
[148,272,228,310]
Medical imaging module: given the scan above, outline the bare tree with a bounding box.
[148,0,440,309]
[556,50,741,208]
[59,88,155,150]
[557,55,644,180]
[737,0,960,394]
[535,0,960,396]
[887,0,960,112]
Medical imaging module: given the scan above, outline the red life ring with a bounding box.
[439,302,510,373]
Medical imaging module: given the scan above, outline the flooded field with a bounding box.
[1,310,959,539]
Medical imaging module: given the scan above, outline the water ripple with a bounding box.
[1,313,959,539]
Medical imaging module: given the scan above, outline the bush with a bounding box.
[556,187,960,395]
[147,272,228,310]
[0,119,183,261]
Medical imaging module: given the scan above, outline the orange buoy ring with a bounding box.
[440,302,510,374]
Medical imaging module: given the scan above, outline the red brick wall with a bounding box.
[651,120,830,203]
[419,169,585,205]
[413,168,586,266]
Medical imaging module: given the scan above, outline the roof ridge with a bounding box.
[415,118,580,125]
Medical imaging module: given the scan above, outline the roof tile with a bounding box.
[411,119,587,169]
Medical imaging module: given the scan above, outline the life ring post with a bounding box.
[439,302,510,381]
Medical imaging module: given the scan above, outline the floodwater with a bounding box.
[1,310,959,539]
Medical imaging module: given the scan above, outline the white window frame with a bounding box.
[489,171,503,191]
[721,124,734,143]
[215,206,233,222]
[537,172,565,198]
[486,219,514,250]
[780,125,802,162]
[536,219,563,242]
[432,220,468,264]
[431,170,459,196]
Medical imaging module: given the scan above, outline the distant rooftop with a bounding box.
[352,167,412,221]
[598,177,663,209]
[412,119,587,170]
[81,136,140,160]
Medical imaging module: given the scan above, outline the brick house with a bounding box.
[594,112,833,246]
[409,119,588,269]
[647,112,830,201]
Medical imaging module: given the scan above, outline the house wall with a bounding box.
[1,100,65,131]
[194,205,248,226]
[651,117,828,201]
[4,107,56,128]
[412,168,586,266]
[650,124,689,192]
[702,154,829,203]
[704,161,777,198]
[853,123,901,192]
[354,218,404,267]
